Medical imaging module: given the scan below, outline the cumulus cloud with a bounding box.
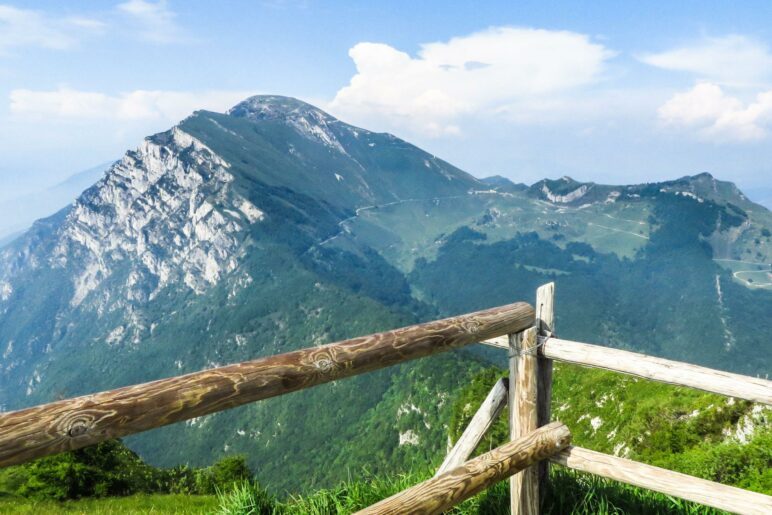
[0,4,104,55]
[329,27,615,136]
[117,0,184,43]
[9,88,253,122]
[639,35,772,87]
[644,35,772,142]
[658,82,772,141]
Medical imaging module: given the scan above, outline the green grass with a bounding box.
[712,259,772,290]
[0,494,218,514]
[212,468,725,514]
[341,192,657,273]
[0,467,729,514]
[214,482,276,515]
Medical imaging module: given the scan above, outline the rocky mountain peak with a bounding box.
[529,176,594,204]
[658,172,756,210]
[226,95,350,154]
[227,95,334,123]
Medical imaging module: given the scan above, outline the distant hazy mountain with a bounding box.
[0,163,112,243]
[0,232,22,250]
[0,96,769,492]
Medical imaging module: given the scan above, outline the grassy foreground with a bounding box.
[0,468,725,514]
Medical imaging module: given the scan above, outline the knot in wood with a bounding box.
[68,423,89,438]
[58,410,98,439]
[462,321,481,334]
[311,349,340,375]
[315,357,334,372]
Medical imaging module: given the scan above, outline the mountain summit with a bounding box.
[227,95,335,122]
[185,95,482,210]
[226,95,350,154]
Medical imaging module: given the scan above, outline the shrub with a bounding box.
[196,455,254,495]
[0,440,254,500]
[12,439,155,500]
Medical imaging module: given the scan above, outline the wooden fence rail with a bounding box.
[357,422,571,515]
[0,302,534,468]
[552,446,772,515]
[481,335,772,405]
[541,337,772,405]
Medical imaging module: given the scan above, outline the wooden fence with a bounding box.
[0,284,770,514]
[477,283,772,515]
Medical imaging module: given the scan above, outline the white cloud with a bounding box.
[0,2,188,53]
[644,35,772,142]
[658,82,772,142]
[0,4,104,55]
[117,0,184,44]
[9,88,252,122]
[329,27,615,136]
[639,35,772,87]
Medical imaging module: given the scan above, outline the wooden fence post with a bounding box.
[510,327,539,515]
[536,282,555,507]
[510,283,555,514]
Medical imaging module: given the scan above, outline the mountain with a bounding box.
[0,163,112,242]
[0,96,486,491]
[0,95,770,493]
[341,170,771,370]
[480,175,527,193]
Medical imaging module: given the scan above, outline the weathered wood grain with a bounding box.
[357,422,571,515]
[479,332,771,405]
[0,302,534,468]
[542,337,772,405]
[535,282,555,509]
[510,327,539,515]
[552,446,772,515]
[436,377,508,475]
[480,335,509,349]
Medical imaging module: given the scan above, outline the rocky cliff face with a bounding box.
[0,126,271,361]
[54,127,264,308]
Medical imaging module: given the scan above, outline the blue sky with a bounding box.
[2,0,772,205]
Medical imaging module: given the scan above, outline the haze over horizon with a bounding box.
[2,1,772,210]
